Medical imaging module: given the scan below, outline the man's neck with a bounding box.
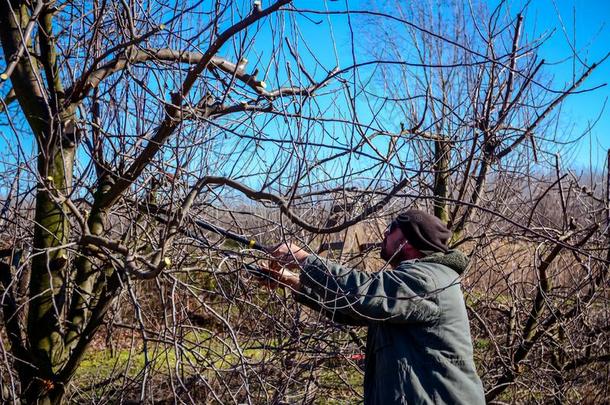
[389,246,426,268]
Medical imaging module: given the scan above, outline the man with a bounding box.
[266,209,485,404]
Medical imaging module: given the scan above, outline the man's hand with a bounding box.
[259,243,308,290]
[254,266,300,290]
[270,243,309,269]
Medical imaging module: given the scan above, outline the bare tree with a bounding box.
[0,0,608,403]
[0,0,429,402]
[0,0,356,402]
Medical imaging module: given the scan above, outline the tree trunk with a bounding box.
[433,136,451,223]
[28,145,74,369]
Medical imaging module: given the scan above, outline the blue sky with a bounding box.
[279,0,610,170]
[524,0,610,170]
[1,0,608,181]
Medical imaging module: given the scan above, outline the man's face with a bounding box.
[380,221,407,262]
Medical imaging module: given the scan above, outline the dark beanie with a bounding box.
[395,209,451,252]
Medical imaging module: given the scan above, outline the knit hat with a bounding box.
[395,209,451,252]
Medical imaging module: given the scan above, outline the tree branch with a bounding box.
[485,224,600,402]
[97,0,292,210]
[190,176,410,234]
[0,0,44,82]
[496,53,609,160]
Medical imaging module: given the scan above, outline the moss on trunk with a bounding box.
[28,142,75,374]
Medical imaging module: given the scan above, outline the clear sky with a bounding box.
[525,0,610,170]
[284,0,610,170]
[1,0,608,178]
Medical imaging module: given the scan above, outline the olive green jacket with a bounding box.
[295,250,485,405]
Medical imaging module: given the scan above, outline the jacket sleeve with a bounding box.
[297,254,440,324]
[293,289,368,326]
